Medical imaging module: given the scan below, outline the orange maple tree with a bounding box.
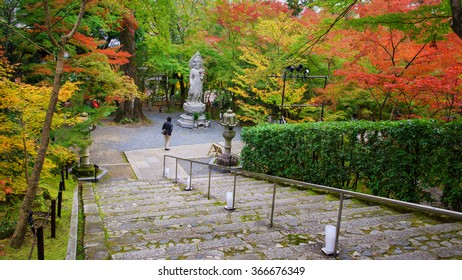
[310,0,462,121]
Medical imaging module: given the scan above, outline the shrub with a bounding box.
[241,119,462,209]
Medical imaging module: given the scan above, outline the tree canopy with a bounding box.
[2,0,461,124]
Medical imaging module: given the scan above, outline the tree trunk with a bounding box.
[9,0,87,248]
[115,99,133,122]
[450,0,462,40]
[179,75,186,104]
[9,49,66,248]
[115,11,146,122]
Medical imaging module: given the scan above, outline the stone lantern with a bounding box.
[221,109,238,154]
[78,112,93,167]
[217,109,239,166]
[72,112,100,180]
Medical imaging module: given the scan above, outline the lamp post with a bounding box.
[269,65,328,123]
[279,65,310,123]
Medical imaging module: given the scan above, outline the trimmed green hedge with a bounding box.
[241,119,462,211]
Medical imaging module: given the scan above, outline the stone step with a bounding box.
[110,236,252,260]
[84,172,462,260]
[335,221,462,260]
[107,215,462,260]
[96,176,274,196]
[99,197,424,251]
[93,176,333,215]
[96,185,330,212]
[103,207,398,250]
[93,180,277,205]
[91,178,434,229]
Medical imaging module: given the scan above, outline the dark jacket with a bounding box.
[162,121,173,136]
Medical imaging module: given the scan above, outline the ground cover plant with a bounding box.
[0,176,77,259]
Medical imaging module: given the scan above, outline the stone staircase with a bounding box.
[82,172,462,260]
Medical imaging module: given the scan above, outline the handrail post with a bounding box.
[163,155,166,177]
[51,200,56,238]
[334,192,344,256]
[185,161,193,191]
[190,160,193,180]
[94,164,99,183]
[61,166,65,191]
[174,158,178,183]
[207,165,211,199]
[189,161,192,190]
[270,180,277,227]
[57,182,63,218]
[232,170,237,209]
[37,226,44,260]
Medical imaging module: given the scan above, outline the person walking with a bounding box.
[161,117,173,150]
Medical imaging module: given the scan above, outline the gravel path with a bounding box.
[91,111,242,152]
[89,110,243,180]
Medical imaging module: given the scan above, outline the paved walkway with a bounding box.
[124,142,244,181]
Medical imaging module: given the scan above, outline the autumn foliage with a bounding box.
[317,23,462,121]
[201,0,462,123]
[0,1,137,203]
[0,51,77,201]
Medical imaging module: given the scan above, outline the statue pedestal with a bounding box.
[178,102,209,128]
[177,113,210,128]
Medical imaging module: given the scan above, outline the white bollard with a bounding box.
[185,177,192,191]
[225,191,234,210]
[322,225,337,255]
[164,168,170,178]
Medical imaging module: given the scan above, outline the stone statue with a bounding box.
[186,52,204,105]
[178,51,208,128]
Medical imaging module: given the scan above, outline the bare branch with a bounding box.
[64,0,87,42]
[43,0,87,47]
[285,0,359,65]
[43,0,60,48]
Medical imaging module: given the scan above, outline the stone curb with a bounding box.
[65,186,79,260]
[82,183,110,260]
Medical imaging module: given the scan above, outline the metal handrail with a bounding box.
[163,155,241,199]
[163,154,462,256]
[236,169,462,220]
[163,154,241,174]
[163,154,462,219]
